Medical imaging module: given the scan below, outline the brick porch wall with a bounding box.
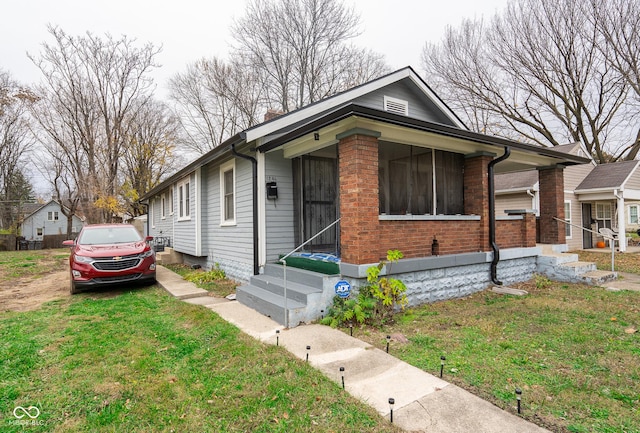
[338,133,534,265]
[496,213,537,249]
[538,167,566,244]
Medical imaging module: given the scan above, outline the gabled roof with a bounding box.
[575,160,640,191]
[494,170,538,192]
[21,199,80,221]
[244,66,467,143]
[142,67,591,200]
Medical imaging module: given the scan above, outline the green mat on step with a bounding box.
[278,253,340,275]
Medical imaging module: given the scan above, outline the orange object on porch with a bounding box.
[596,241,606,248]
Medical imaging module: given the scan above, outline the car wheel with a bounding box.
[70,274,79,295]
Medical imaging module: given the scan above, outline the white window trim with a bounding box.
[47,211,59,221]
[150,199,156,228]
[169,187,174,216]
[629,204,639,225]
[161,193,166,219]
[564,200,572,239]
[177,177,191,221]
[220,160,236,226]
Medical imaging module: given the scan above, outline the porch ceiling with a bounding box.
[272,113,585,173]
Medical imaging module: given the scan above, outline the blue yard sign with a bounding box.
[334,280,351,298]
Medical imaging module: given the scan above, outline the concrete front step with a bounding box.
[236,284,307,326]
[581,270,618,285]
[156,247,183,265]
[250,274,322,303]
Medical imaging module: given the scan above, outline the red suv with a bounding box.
[63,224,156,294]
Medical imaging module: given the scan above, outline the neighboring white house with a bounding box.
[21,200,84,240]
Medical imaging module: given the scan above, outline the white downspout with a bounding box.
[615,189,626,252]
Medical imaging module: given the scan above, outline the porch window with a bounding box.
[178,178,191,220]
[220,160,236,225]
[564,201,571,238]
[161,194,166,219]
[47,211,59,221]
[379,143,464,215]
[629,205,638,224]
[37,228,43,236]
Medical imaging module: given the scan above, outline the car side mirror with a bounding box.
[145,236,154,242]
[62,240,75,247]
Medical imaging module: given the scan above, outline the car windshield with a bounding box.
[78,226,143,245]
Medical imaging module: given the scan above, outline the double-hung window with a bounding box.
[178,178,191,220]
[47,211,59,221]
[564,201,571,238]
[220,160,236,225]
[629,205,638,225]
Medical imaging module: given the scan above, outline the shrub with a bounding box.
[321,250,408,328]
[184,263,226,284]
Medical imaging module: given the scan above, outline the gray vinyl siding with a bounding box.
[353,81,456,126]
[205,157,255,281]
[265,151,296,263]
[21,202,83,240]
[173,173,197,255]
[149,187,174,242]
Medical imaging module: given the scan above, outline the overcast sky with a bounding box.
[2,0,509,99]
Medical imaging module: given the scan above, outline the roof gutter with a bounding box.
[231,142,259,276]
[488,146,511,286]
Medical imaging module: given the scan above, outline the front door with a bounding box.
[582,203,592,249]
[293,154,339,255]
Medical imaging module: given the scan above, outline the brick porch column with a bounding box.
[337,128,381,264]
[464,152,495,251]
[538,166,566,244]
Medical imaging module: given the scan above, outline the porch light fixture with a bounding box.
[515,388,522,414]
[388,398,395,423]
[313,131,320,140]
[339,366,345,389]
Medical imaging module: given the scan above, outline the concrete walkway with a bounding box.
[156,266,550,432]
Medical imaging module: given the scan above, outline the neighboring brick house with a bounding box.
[496,142,640,251]
[142,67,588,324]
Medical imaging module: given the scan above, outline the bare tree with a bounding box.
[169,55,265,153]
[30,26,161,223]
[0,70,36,232]
[422,0,638,162]
[591,0,640,159]
[121,100,181,217]
[232,0,387,111]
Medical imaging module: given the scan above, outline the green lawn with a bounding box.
[354,277,640,433]
[0,286,398,432]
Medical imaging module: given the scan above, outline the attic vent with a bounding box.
[384,96,408,116]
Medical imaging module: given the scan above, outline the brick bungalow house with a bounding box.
[142,67,589,326]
